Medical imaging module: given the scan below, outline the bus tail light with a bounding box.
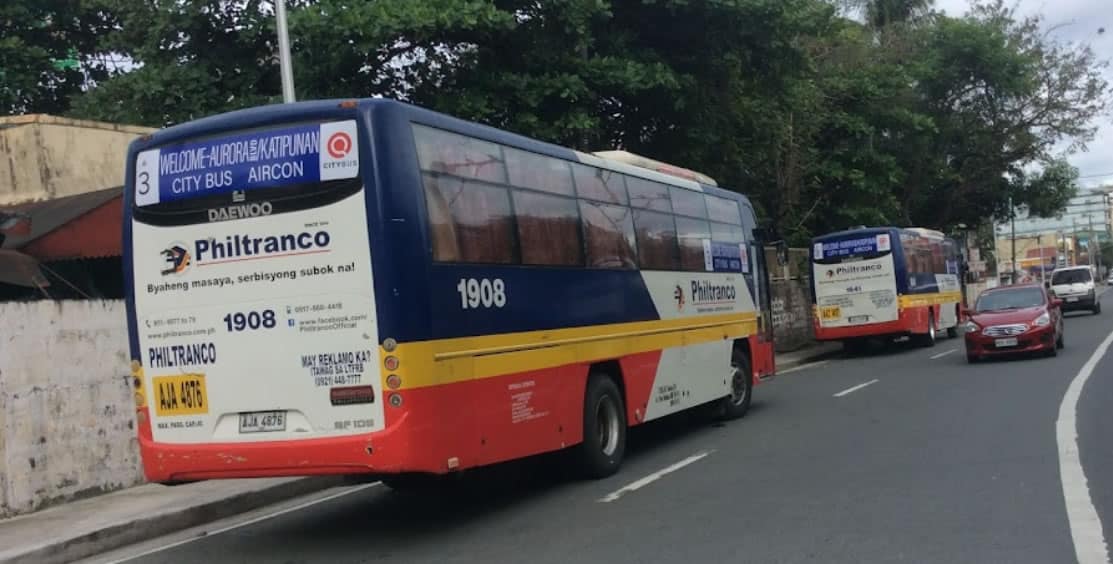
[388,393,403,408]
[384,356,400,371]
[386,374,402,390]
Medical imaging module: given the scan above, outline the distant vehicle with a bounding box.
[1107,271,1113,285]
[1049,265,1100,314]
[810,226,963,350]
[122,98,782,486]
[963,284,1063,363]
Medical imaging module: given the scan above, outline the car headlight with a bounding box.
[1033,312,1051,327]
[963,321,979,333]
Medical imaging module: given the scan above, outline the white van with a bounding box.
[1049,266,1100,314]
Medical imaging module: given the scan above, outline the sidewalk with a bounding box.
[775,340,842,371]
[0,476,344,564]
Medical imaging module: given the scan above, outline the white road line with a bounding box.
[1057,328,1113,564]
[108,482,380,563]
[930,349,957,360]
[598,451,713,503]
[778,360,830,375]
[833,379,879,398]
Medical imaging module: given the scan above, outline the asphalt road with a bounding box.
[95,291,1113,564]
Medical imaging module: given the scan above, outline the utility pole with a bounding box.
[276,0,296,103]
[1010,196,1017,284]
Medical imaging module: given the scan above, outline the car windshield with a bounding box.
[1051,269,1092,284]
[975,287,1045,312]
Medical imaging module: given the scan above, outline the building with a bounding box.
[0,115,155,299]
[995,187,1112,280]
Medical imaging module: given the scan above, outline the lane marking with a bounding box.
[930,349,957,360]
[778,360,830,375]
[108,482,380,563]
[598,451,713,503]
[833,379,879,398]
[1057,328,1113,564]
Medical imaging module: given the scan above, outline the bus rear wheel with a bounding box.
[574,374,627,479]
[918,311,937,348]
[713,348,753,421]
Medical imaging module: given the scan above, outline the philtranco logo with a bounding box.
[826,269,835,279]
[160,244,191,276]
[674,285,685,311]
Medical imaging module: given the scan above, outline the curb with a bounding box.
[0,476,347,564]
[776,342,843,370]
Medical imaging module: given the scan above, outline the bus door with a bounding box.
[741,202,775,376]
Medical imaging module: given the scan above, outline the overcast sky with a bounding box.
[932,0,1113,189]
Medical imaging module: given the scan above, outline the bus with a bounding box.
[123,98,782,485]
[810,227,962,349]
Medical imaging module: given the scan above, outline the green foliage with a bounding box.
[4,0,1107,243]
[0,1,111,114]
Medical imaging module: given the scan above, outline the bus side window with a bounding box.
[512,190,583,266]
[422,174,515,264]
[580,201,637,269]
[676,216,711,271]
[633,209,679,270]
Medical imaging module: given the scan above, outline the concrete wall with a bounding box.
[771,278,814,352]
[0,300,140,518]
[0,115,154,206]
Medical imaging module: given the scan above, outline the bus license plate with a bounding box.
[1067,297,1079,302]
[239,411,286,433]
[820,306,841,321]
[995,338,1018,348]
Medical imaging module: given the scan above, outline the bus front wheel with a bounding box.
[575,373,627,479]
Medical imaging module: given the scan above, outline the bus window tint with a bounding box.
[711,222,745,243]
[706,194,743,225]
[676,216,710,271]
[505,148,575,196]
[414,125,507,184]
[634,209,679,270]
[513,190,583,266]
[670,187,708,219]
[580,201,637,269]
[573,164,628,205]
[423,174,514,264]
[627,176,673,212]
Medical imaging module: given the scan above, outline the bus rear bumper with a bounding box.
[137,411,426,483]
[814,317,912,342]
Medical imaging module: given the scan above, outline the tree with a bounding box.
[0,1,112,115]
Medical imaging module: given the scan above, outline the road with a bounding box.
[91,292,1113,564]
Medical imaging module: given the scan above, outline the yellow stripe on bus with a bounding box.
[898,291,963,308]
[384,312,759,390]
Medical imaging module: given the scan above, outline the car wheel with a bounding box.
[1057,325,1064,350]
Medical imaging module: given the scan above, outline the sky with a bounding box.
[933,0,1113,190]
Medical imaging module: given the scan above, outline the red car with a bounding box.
[963,284,1064,363]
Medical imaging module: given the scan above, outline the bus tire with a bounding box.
[714,347,753,421]
[918,311,937,347]
[575,373,627,479]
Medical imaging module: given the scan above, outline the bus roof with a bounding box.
[129,97,749,205]
[813,226,949,243]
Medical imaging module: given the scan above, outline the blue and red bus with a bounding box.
[811,227,963,349]
[123,98,781,484]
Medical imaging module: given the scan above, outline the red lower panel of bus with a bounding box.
[139,355,674,482]
[814,306,934,341]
